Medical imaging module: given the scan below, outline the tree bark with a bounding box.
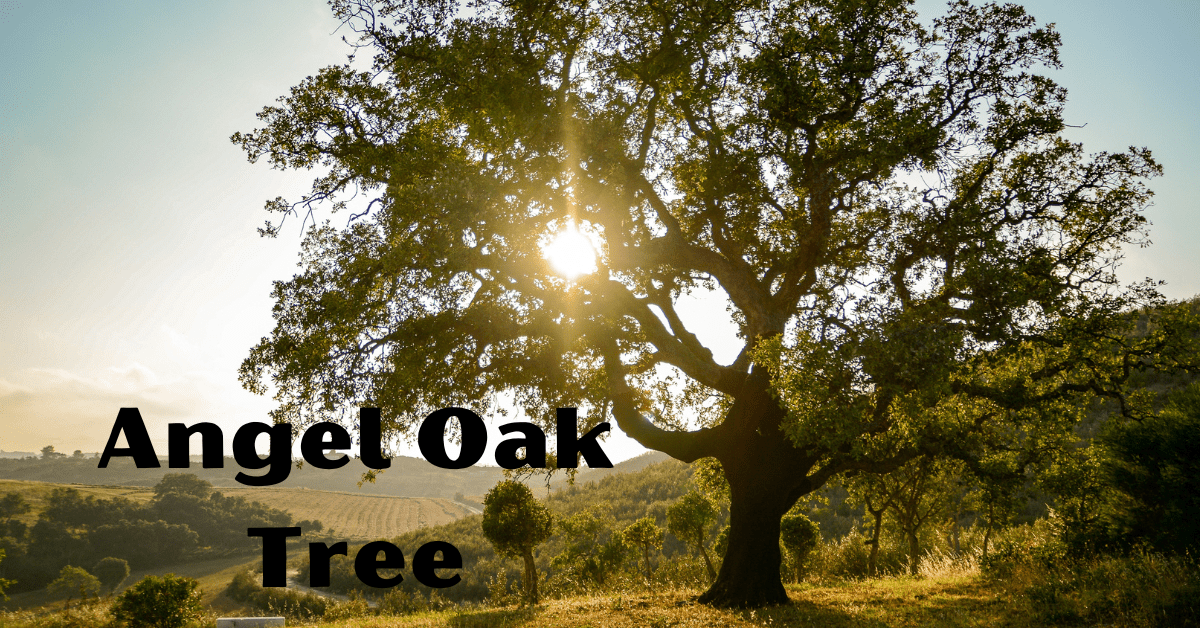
[606,362,823,607]
[698,481,791,607]
[867,507,884,576]
[522,548,538,604]
[982,500,996,559]
[699,544,716,582]
[697,369,804,607]
[907,532,920,576]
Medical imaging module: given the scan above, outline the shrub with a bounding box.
[48,566,100,609]
[991,549,1200,627]
[224,570,328,621]
[91,557,129,594]
[780,513,820,583]
[1103,383,1200,555]
[378,588,430,615]
[110,574,202,628]
[322,596,371,621]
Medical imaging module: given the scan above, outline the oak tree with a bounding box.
[235,0,1191,607]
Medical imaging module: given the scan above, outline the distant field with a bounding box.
[0,479,472,540]
[222,487,474,540]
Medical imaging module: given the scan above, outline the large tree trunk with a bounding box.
[698,479,791,607]
[606,363,826,608]
[692,369,817,608]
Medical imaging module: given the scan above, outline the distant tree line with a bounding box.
[0,473,296,591]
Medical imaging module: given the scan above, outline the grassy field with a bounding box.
[0,574,1039,628]
[318,576,1015,628]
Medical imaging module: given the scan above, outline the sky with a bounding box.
[0,0,1197,466]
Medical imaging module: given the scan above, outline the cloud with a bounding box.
[0,363,240,453]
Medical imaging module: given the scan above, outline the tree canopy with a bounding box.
[235,0,1195,607]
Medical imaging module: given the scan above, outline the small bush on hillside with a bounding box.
[110,574,202,628]
[322,596,371,621]
[91,557,129,595]
[378,588,431,615]
[48,566,100,609]
[780,513,820,583]
[224,570,328,621]
[808,529,908,579]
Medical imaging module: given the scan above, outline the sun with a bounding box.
[543,225,597,280]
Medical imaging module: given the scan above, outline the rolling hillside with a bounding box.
[0,479,472,540]
[0,451,670,500]
[220,487,472,540]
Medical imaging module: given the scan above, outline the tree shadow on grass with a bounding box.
[752,600,891,628]
[446,606,538,628]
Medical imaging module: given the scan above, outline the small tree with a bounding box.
[622,517,664,582]
[553,510,626,588]
[779,511,820,583]
[40,445,65,460]
[667,491,719,581]
[49,565,101,610]
[481,481,553,604]
[0,492,31,524]
[92,557,130,595]
[153,473,213,499]
[110,574,202,628]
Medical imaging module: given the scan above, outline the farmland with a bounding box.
[0,479,473,541]
[221,487,473,540]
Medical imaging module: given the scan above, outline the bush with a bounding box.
[322,596,371,621]
[990,549,1200,627]
[91,557,129,594]
[378,588,430,615]
[48,566,100,609]
[224,570,328,621]
[780,513,820,583]
[110,574,202,628]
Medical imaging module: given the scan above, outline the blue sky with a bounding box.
[0,0,1197,461]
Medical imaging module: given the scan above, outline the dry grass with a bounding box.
[272,573,1022,628]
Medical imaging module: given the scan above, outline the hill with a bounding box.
[0,479,471,542]
[0,451,670,500]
